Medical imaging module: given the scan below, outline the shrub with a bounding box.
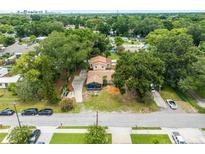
[85,125,109,144]
[8,126,32,144]
[153,139,159,144]
[59,98,74,112]
[7,83,17,95]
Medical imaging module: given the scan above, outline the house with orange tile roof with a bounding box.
[86,56,114,90]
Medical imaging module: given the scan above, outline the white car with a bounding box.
[166,99,177,110]
[172,131,186,144]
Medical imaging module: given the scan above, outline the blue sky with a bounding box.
[0,0,205,11]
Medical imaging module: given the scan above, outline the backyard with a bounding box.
[131,134,172,144]
[50,133,112,144]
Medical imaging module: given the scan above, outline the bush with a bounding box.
[8,126,32,144]
[153,139,159,144]
[85,125,109,144]
[59,98,74,112]
[7,83,17,95]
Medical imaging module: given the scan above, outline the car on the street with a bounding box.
[166,99,177,110]
[38,108,53,116]
[21,108,38,116]
[36,141,45,144]
[0,108,15,116]
[28,129,41,144]
[172,131,186,144]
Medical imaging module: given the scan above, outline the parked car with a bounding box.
[28,129,41,144]
[166,99,177,110]
[172,131,186,144]
[21,108,38,116]
[0,108,15,116]
[36,141,45,144]
[38,108,53,116]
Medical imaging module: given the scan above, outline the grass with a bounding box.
[195,87,205,99]
[84,88,158,113]
[131,134,172,144]
[50,133,112,144]
[0,89,81,113]
[0,133,7,143]
[57,126,108,129]
[0,125,10,129]
[176,90,205,113]
[132,127,161,130]
[160,86,198,113]
[201,128,205,131]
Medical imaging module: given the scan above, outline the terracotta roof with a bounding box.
[89,56,111,64]
[86,70,115,84]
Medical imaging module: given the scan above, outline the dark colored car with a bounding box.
[38,108,53,116]
[0,108,15,116]
[21,108,38,116]
[28,129,41,144]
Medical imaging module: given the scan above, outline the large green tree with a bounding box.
[146,28,199,89]
[113,52,164,99]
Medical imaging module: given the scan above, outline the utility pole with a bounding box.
[96,111,99,126]
[13,103,21,128]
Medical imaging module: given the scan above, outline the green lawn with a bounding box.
[132,127,161,130]
[201,128,205,131]
[160,86,198,113]
[84,88,158,113]
[131,134,172,144]
[50,133,112,144]
[0,89,81,113]
[0,133,7,143]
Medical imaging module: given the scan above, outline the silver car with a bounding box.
[172,131,186,144]
[166,99,177,110]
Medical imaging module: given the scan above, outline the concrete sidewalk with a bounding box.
[109,127,132,144]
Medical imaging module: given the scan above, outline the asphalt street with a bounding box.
[1,111,205,128]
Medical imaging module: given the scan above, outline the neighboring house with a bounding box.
[86,56,114,90]
[0,44,5,52]
[0,75,20,88]
[0,68,10,77]
[123,43,146,53]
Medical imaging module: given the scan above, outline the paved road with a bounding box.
[72,70,87,103]
[1,111,205,128]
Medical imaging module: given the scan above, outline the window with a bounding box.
[0,83,2,86]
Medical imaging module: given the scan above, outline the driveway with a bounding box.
[152,91,167,109]
[164,128,205,144]
[72,70,87,103]
[108,127,132,144]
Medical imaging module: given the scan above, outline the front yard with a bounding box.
[160,86,197,113]
[131,134,172,144]
[50,133,112,144]
[0,133,7,143]
[84,86,158,113]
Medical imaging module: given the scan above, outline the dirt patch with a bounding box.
[105,85,120,95]
[176,100,197,113]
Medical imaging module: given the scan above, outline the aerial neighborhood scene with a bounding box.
[1,1,205,146]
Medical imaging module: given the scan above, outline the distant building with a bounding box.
[0,75,20,88]
[123,43,147,53]
[0,68,10,77]
[86,56,114,90]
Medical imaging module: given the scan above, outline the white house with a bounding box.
[0,68,10,77]
[0,75,20,88]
